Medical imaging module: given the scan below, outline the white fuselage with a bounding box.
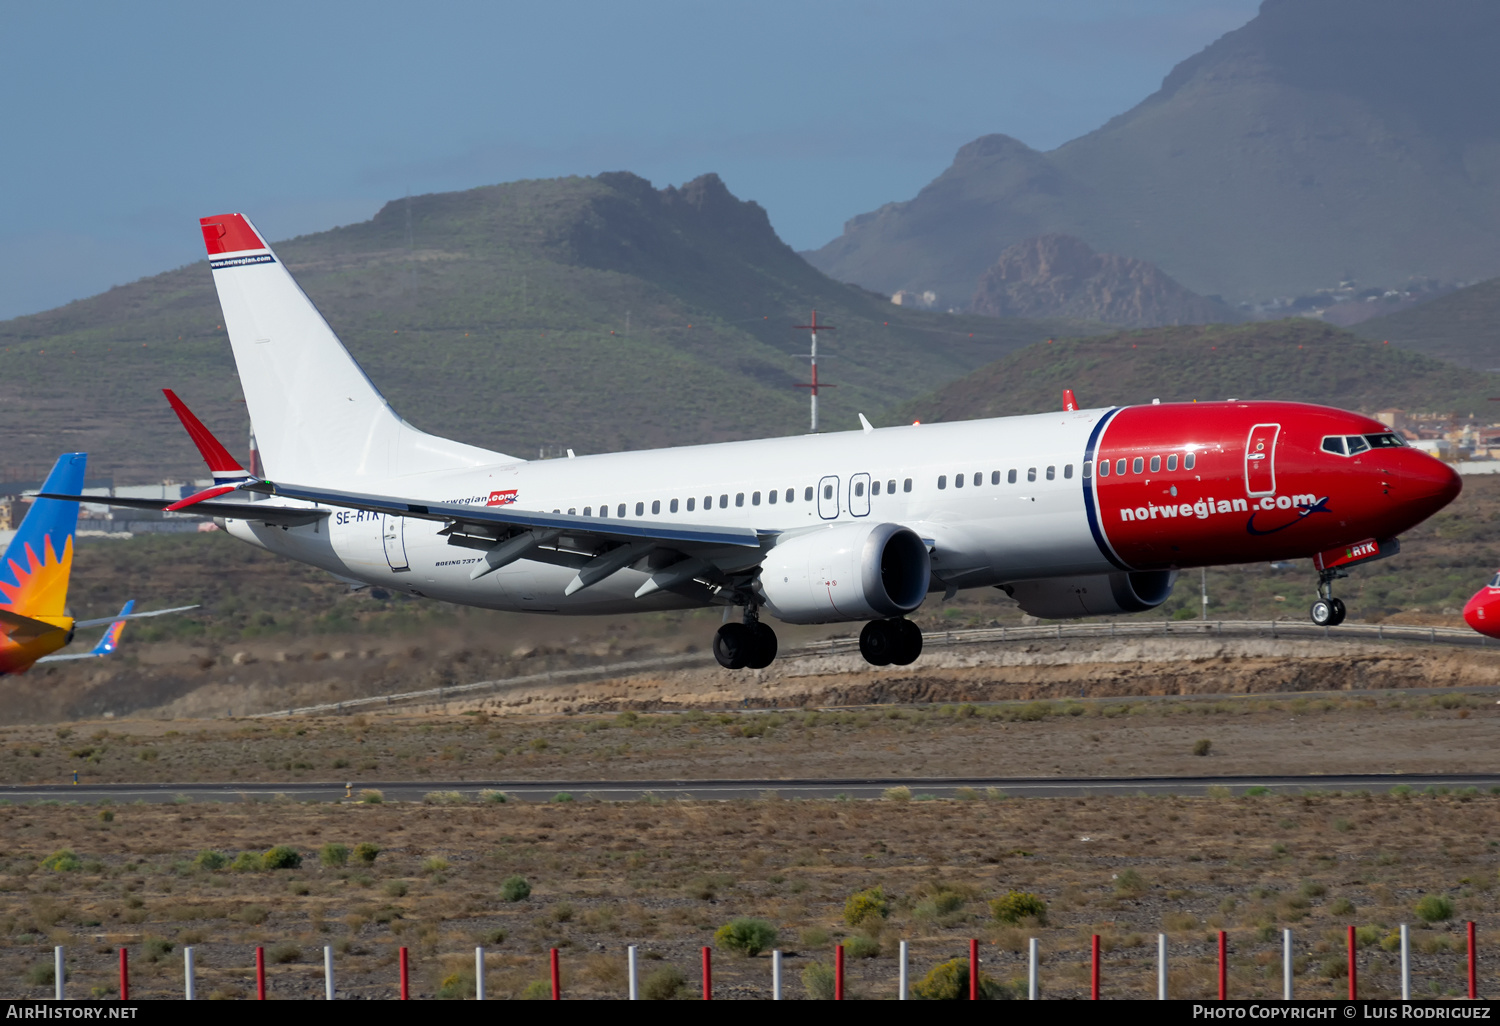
[225,409,1115,618]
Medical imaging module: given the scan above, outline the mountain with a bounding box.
[1354,276,1500,370]
[903,319,1500,424]
[0,173,1093,483]
[809,0,1500,310]
[970,235,1241,328]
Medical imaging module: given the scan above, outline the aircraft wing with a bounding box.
[247,479,772,594]
[35,493,326,527]
[72,604,199,629]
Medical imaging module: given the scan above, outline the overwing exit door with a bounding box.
[1244,423,1280,496]
[382,515,410,571]
[817,475,840,519]
[849,473,871,517]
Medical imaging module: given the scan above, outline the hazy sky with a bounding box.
[0,1,1260,320]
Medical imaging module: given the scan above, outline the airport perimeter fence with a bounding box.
[37,923,1483,1000]
[259,618,1491,720]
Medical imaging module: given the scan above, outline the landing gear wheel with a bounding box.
[1328,598,1347,626]
[859,620,896,666]
[1310,599,1334,627]
[713,622,750,669]
[745,621,778,669]
[890,618,924,666]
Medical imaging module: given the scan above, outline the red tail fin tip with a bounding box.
[1063,389,1079,412]
[198,214,265,256]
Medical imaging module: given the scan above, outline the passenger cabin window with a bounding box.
[1027,467,1036,482]
[804,486,814,501]
[1150,456,1161,473]
[687,497,695,511]
[670,498,678,513]
[1082,461,1092,479]
[600,504,609,518]
[752,491,761,506]
[823,484,834,500]
[568,507,576,515]
[768,489,777,504]
[973,472,982,487]
[1185,453,1196,470]
[736,493,744,507]
[853,482,864,497]
[1167,454,1178,471]
[1116,459,1126,475]
[634,502,643,516]
[786,488,795,503]
[937,475,947,490]
[1064,464,1073,479]
[954,473,964,488]
[1097,460,1108,478]
[991,471,1000,485]
[888,480,897,494]
[1045,466,1055,481]
[871,481,880,496]
[704,495,713,509]
[1132,457,1144,474]
[1008,469,1017,484]
[903,478,912,492]
[651,500,660,515]
[721,494,729,507]
[584,506,592,516]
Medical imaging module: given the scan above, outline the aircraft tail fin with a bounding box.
[89,600,133,656]
[198,214,515,487]
[2,453,85,619]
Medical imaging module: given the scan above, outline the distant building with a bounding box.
[890,290,938,309]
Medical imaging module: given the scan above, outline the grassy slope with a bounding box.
[1354,276,1500,371]
[0,173,1091,483]
[903,319,1500,423]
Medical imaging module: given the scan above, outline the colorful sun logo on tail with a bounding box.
[0,532,74,621]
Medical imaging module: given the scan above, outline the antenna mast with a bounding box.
[792,309,835,432]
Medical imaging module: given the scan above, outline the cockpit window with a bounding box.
[1321,436,1346,456]
[1364,433,1405,448]
[1491,572,1500,589]
[1345,435,1370,455]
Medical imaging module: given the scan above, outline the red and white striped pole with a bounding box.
[1348,925,1357,1000]
[969,938,979,1000]
[398,947,408,1000]
[550,947,560,1000]
[1469,921,1478,1000]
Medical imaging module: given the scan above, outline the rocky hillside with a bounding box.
[810,0,1500,309]
[970,235,1241,327]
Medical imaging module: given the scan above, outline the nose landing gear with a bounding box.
[858,618,924,666]
[1310,569,1347,627]
[713,608,778,670]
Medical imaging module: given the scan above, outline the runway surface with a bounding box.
[5,773,1499,804]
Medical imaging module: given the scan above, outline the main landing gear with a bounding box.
[859,617,923,667]
[1310,568,1347,627]
[714,613,778,670]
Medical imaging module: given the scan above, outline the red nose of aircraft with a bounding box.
[1396,449,1463,515]
[1463,574,1500,639]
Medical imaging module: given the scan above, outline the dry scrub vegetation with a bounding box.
[4,691,1499,787]
[0,790,1495,999]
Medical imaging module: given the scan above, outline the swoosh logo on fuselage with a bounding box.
[1245,496,1330,536]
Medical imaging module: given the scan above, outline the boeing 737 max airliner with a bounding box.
[53,214,1463,669]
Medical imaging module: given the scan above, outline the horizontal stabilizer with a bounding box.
[0,607,66,640]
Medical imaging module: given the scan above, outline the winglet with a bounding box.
[89,600,134,657]
[1063,388,1079,412]
[162,390,251,482]
[858,413,874,434]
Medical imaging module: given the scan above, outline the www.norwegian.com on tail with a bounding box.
[198,214,515,491]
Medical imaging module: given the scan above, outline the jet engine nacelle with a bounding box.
[758,522,931,624]
[1006,570,1178,619]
